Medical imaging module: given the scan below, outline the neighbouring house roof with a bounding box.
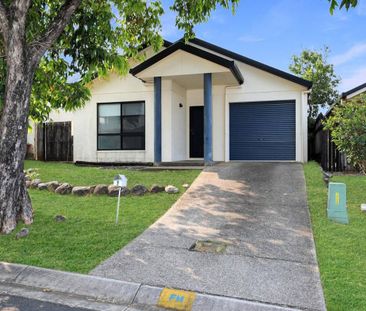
[130,38,312,89]
[130,41,244,85]
[341,82,366,99]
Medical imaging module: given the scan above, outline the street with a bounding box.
[0,294,90,311]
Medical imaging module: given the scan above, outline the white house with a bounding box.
[34,38,311,164]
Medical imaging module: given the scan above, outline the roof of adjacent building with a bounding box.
[130,38,312,89]
[341,82,366,99]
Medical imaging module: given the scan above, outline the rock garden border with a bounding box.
[24,169,189,197]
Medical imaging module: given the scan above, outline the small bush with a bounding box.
[325,94,366,173]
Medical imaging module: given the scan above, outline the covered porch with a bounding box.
[130,41,243,165]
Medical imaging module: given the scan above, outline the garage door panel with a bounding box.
[230,142,295,160]
[230,101,296,160]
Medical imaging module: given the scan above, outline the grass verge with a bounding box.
[304,162,366,311]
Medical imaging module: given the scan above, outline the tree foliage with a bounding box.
[324,95,366,173]
[0,0,240,234]
[289,48,340,119]
[328,0,358,13]
[0,0,164,121]
[0,0,239,122]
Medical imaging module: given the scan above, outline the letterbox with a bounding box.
[327,182,349,224]
[113,175,127,188]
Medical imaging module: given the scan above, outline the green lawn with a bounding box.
[304,162,366,311]
[0,161,200,273]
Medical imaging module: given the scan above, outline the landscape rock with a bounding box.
[25,180,32,188]
[89,185,96,194]
[120,187,130,196]
[94,184,109,195]
[38,183,48,190]
[47,181,60,192]
[165,185,179,194]
[72,186,91,196]
[25,175,31,182]
[55,183,73,195]
[15,228,29,240]
[108,185,130,197]
[182,184,190,189]
[150,184,165,193]
[30,179,41,189]
[108,185,120,196]
[131,184,148,196]
[55,215,67,222]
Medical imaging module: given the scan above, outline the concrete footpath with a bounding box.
[91,163,326,311]
[0,262,298,310]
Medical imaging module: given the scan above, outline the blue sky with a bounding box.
[160,0,366,92]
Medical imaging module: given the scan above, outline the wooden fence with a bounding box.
[36,122,73,162]
[312,114,351,172]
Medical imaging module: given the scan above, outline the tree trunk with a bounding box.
[0,60,34,234]
[0,0,82,234]
[0,17,35,234]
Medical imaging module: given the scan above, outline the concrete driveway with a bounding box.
[91,163,326,311]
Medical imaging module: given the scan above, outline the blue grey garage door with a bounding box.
[230,101,296,160]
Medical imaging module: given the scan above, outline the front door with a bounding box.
[189,106,204,158]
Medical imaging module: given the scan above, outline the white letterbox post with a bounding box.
[113,175,127,224]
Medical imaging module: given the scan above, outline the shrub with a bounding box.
[324,94,366,173]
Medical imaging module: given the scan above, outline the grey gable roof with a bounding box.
[130,41,244,85]
[130,38,312,89]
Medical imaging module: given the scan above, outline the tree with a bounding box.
[328,0,358,13]
[0,0,239,234]
[289,48,340,120]
[324,95,366,173]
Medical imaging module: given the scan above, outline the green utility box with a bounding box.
[327,182,349,224]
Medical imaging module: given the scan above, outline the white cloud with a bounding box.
[340,66,366,92]
[238,35,264,43]
[330,43,366,66]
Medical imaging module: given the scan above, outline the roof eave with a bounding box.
[341,82,366,99]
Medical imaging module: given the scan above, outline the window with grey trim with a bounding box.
[97,102,145,150]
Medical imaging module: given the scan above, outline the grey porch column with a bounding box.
[204,73,213,164]
[154,77,162,164]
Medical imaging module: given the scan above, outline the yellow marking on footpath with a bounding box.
[157,288,196,311]
[335,192,340,205]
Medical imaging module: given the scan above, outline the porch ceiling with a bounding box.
[162,72,239,89]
